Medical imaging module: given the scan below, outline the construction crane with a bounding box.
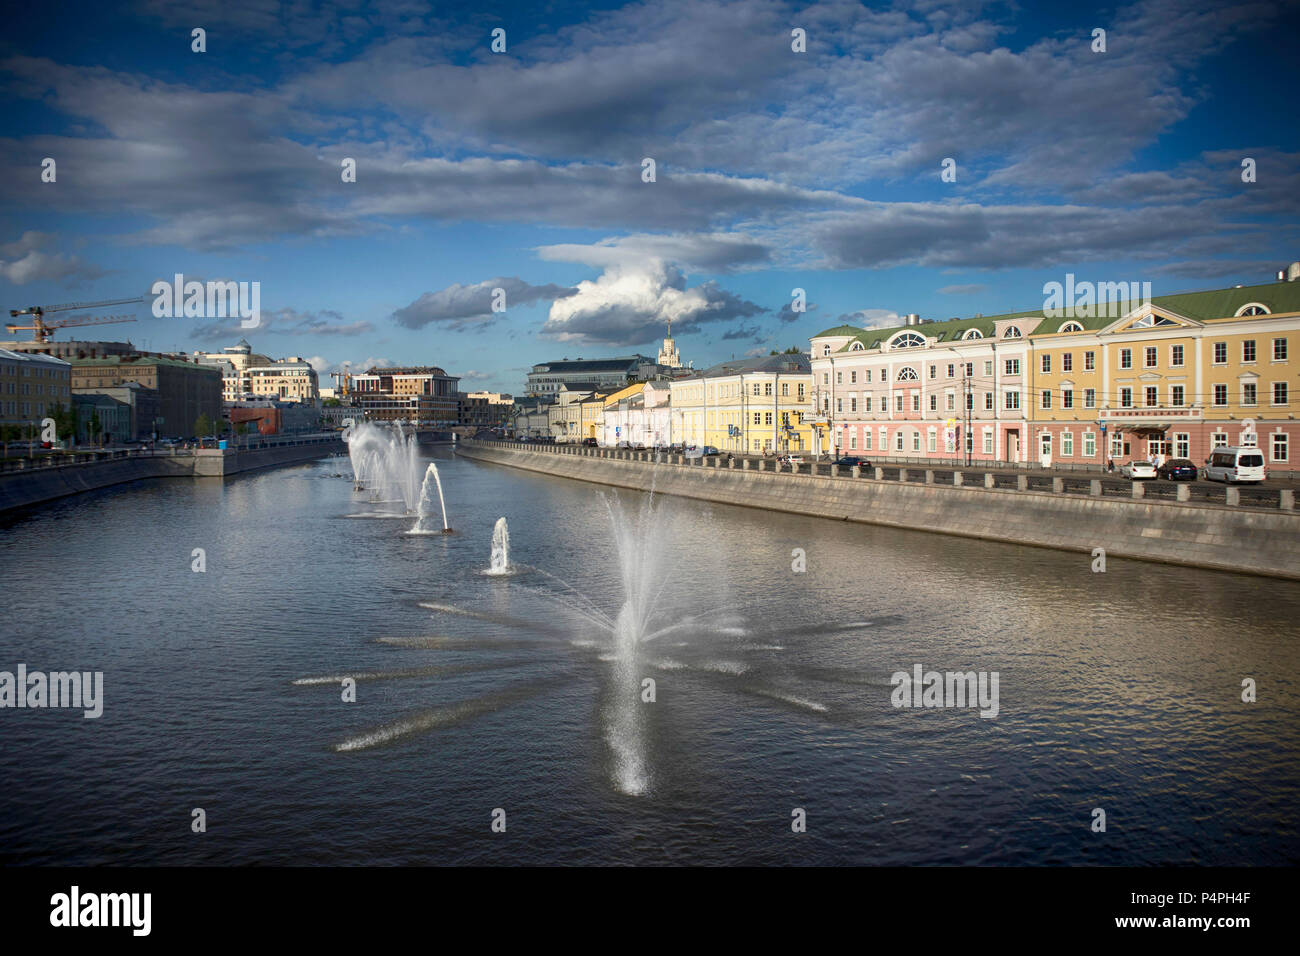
[331,365,352,398]
[7,296,144,343]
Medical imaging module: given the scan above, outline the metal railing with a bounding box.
[462,439,1297,513]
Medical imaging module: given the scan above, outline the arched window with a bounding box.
[889,331,926,350]
[822,344,831,356]
[897,366,919,381]
[1059,321,1084,333]
[851,341,865,351]
[1003,326,1022,338]
[1235,303,1270,317]
[962,329,983,340]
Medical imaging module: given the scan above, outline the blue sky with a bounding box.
[2,0,1298,394]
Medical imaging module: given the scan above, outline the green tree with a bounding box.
[323,397,341,407]
[194,413,214,437]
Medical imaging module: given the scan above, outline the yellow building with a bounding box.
[669,353,812,453]
[1025,280,1300,466]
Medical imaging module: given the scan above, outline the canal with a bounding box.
[0,451,1296,865]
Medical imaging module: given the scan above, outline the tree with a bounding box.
[194,413,214,437]
[45,402,78,444]
[89,411,102,447]
[323,397,341,407]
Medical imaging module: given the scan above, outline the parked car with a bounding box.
[701,446,720,456]
[833,455,865,468]
[781,454,806,466]
[1121,460,1157,479]
[581,437,598,447]
[1204,446,1266,483]
[1156,457,1198,481]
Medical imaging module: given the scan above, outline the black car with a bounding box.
[1157,457,1198,481]
[834,455,866,468]
[581,437,598,446]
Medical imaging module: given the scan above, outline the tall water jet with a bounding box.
[601,491,673,796]
[413,462,452,533]
[346,422,424,512]
[487,517,510,574]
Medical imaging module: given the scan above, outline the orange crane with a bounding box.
[7,297,144,343]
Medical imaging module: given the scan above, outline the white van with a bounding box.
[1203,446,1266,483]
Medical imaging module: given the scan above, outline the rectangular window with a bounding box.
[1062,389,1073,409]
[1004,359,1020,376]
[757,382,765,394]
[895,432,903,451]
[764,383,773,396]
[1171,344,1184,367]
[895,394,904,412]
[1041,354,1051,373]
[1274,338,1288,361]
[1062,353,1073,372]
[1272,433,1289,463]
[1243,340,1256,363]
[1171,385,1184,406]
[1119,349,1132,369]
[1084,351,1095,371]
[912,394,920,412]
[1120,388,1133,408]
[947,364,955,378]
[929,394,937,411]
[1274,382,1289,405]
[1175,432,1189,458]
[836,372,842,385]
[754,412,762,425]
[798,385,805,401]
[865,370,872,383]
[965,391,974,410]
[1061,432,1073,456]
[929,365,936,379]
[1040,390,1052,409]
[1214,342,1227,364]
[927,431,936,452]
[912,432,921,452]
[782,382,790,395]
[984,392,993,410]
[764,412,773,425]
[984,360,993,376]
[1243,383,1257,406]
[946,392,955,411]
[849,433,857,450]
[1212,432,1228,449]
[982,431,993,455]
[850,397,858,413]
[864,431,872,450]
[836,398,843,413]
[1144,346,1157,368]
[1214,384,1227,406]
[864,397,872,412]
[1083,432,1096,457]
[1004,391,1020,410]
[1110,434,1123,458]
[1145,386,1158,407]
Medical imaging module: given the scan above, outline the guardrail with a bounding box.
[465,439,1297,513]
[0,433,345,474]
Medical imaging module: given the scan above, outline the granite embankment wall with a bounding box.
[458,442,1300,581]
[0,437,344,513]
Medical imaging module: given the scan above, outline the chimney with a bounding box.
[905,313,921,326]
[1287,261,1300,282]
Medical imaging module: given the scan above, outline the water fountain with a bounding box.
[346,422,425,513]
[486,517,510,574]
[412,462,452,534]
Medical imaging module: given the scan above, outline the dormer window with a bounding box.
[1003,326,1022,338]
[1060,321,1084,333]
[851,341,864,351]
[1235,303,1270,317]
[822,344,831,356]
[962,329,983,340]
[889,331,926,350]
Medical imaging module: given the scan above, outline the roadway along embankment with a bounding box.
[457,442,1300,581]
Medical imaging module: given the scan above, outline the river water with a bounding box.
[0,451,1296,865]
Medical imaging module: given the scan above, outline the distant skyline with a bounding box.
[2,0,1298,394]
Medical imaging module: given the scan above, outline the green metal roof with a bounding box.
[815,279,1300,350]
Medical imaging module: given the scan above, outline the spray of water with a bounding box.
[412,463,451,533]
[487,517,510,574]
[346,422,424,513]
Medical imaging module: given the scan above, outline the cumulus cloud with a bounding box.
[393,277,577,330]
[542,260,765,346]
[0,231,107,285]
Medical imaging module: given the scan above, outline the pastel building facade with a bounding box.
[669,354,812,453]
[811,275,1300,469]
